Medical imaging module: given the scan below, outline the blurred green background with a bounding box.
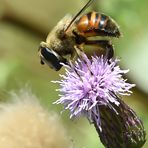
[0,0,147,147]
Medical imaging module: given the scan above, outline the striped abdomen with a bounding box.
[75,11,121,38]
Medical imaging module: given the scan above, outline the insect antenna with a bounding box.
[64,0,95,33]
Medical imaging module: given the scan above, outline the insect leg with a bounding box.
[85,40,114,59]
[70,44,88,62]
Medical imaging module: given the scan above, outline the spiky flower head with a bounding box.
[53,53,146,147]
[53,53,135,126]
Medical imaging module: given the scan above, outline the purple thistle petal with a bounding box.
[53,53,135,125]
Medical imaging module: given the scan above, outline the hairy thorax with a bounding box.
[45,14,76,56]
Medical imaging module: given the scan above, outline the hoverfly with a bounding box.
[38,0,121,71]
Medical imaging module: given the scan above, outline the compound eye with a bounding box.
[39,47,63,71]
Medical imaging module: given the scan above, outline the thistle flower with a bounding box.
[53,53,146,147]
[54,54,135,123]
